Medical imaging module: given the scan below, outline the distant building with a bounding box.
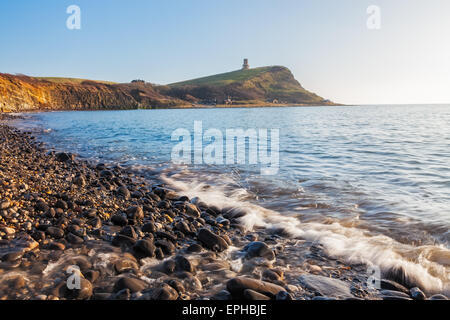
[131,79,145,83]
[242,58,250,70]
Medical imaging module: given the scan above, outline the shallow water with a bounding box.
[16,105,450,293]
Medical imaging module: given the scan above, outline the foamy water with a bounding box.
[15,105,450,293]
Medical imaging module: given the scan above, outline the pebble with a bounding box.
[197,228,229,252]
[244,241,275,260]
[226,277,285,299]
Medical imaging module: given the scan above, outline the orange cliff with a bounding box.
[0,73,185,112]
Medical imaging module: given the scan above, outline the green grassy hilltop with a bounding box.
[163,66,333,106]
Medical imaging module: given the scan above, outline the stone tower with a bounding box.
[242,58,249,70]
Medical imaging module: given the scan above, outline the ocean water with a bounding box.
[17,105,450,293]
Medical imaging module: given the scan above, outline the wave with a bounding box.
[162,169,450,295]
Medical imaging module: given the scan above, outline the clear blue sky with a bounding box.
[1,0,449,104]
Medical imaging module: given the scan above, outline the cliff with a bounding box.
[0,66,335,112]
[0,74,185,112]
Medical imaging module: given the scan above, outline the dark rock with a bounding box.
[113,288,131,300]
[243,289,271,300]
[151,284,178,300]
[46,227,64,239]
[117,186,131,200]
[380,279,409,294]
[63,278,93,300]
[112,234,136,247]
[212,290,232,300]
[380,290,412,300]
[73,175,86,187]
[120,226,137,239]
[114,277,147,293]
[167,279,185,293]
[1,251,23,262]
[84,270,100,283]
[410,287,426,300]
[185,203,201,217]
[133,239,156,258]
[66,232,84,244]
[111,214,128,226]
[162,259,176,274]
[126,206,144,220]
[175,255,195,273]
[197,228,228,252]
[35,200,49,212]
[142,222,157,233]
[47,241,65,250]
[55,199,68,210]
[56,152,73,162]
[186,243,203,253]
[276,291,293,300]
[175,221,191,234]
[226,277,285,299]
[87,217,102,229]
[156,231,177,242]
[429,294,448,300]
[244,241,275,260]
[155,240,175,255]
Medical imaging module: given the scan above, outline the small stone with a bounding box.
[117,186,131,200]
[0,201,11,210]
[84,270,100,283]
[67,232,84,244]
[35,200,49,212]
[175,255,195,273]
[244,242,275,260]
[197,228,228,252]
[185,203,201,218]
[151,284,179,300]
[186,243,203,253]
[114,259,139,274]
[243,289,271,300]
[114,277,147,293]
[429,294,448,300]
[55,199,68,210]
[47,241,65,250]
[120,226,137,239]
[410,287,426,300]
[111,214,128,226]
[226,277,285,299]
[142,222,156,233]
[46,227,64,239]
[126,206,144,220]
[275,291,293,300]
[133,239,156,258]
[55,152,73,162]
[155,239,175,255]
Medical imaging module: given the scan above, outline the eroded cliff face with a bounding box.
[0,74,184,112]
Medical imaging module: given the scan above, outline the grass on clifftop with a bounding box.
[169,66,284,87]
[35,77,117,85]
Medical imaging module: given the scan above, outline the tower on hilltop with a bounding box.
[242,58,250,70]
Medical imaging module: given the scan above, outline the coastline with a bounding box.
[0,115,446,301]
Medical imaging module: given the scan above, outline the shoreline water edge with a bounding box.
[0,113,448,301]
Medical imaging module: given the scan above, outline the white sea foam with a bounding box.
[162,173,450,295]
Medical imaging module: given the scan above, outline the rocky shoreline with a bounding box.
[0,115,447,301]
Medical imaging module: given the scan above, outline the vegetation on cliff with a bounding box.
[0,66,334,112]
[161,66,332,105]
